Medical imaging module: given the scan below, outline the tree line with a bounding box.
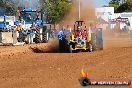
[0,0,17,15]
[109,0,132,13]
[43,0,72,24]
[0,0,72,24]
[2,0,131,23]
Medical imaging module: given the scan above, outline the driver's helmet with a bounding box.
[78,26,80,29]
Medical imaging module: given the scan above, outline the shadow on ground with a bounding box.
[29,46,60,53]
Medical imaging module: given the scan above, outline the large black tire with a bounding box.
[59,40,64,52]
[34,27,41,43]
[42,26,49,43]
[59,38,70,53]
[43,32,49,43]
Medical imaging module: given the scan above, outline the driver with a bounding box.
[75,26,80,38]
[27,14,32,21]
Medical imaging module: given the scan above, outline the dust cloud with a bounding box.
[59,0,96,29]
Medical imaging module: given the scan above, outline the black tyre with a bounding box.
[59,40,64,52]
[43,32,49,43]
[35,27,41,43]
[42,26,49,43]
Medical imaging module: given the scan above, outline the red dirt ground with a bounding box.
[0,38,132,88]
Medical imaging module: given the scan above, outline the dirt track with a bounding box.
[0,38,132,88]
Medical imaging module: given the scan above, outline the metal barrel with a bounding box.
[91,32,96,51]
[97,28,103,50]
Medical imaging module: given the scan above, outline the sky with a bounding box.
[81,0,109,7]
[93,0,109,7]
[12,0,109,8]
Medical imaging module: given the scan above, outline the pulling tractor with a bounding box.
[69,21,96,53]
[16,7,50,44]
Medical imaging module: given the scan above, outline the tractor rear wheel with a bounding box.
[34,27,41,43]
[43,32,49,43]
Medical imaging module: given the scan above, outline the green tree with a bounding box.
[115,0,132,12]
[43,0,72,24]
[109,0,120,12]
[109,0,132,12]
[127,0,132,11]
[0,0,17,15]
